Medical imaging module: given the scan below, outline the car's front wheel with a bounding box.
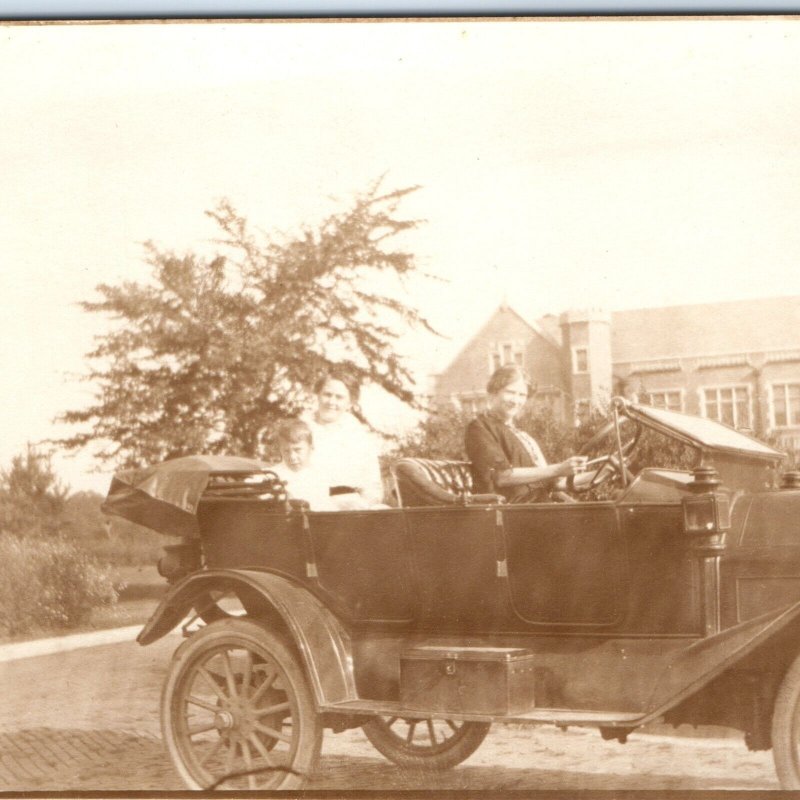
[362,715,490,770]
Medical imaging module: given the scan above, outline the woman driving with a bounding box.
[465,364,587,503]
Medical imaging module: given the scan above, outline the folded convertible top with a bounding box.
[102,454,283,536]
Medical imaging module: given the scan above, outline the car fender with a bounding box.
[137,569,357,707]
[644,598,800,720]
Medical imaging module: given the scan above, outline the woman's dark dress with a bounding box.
[465,412,550,503]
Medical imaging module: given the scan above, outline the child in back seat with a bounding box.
[270,419,376,511]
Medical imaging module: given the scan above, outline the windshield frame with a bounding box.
[619,399,785,463]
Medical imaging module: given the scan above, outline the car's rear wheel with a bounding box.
[771,652,800,788]
[161,618,322,790]
[362,715,490,770]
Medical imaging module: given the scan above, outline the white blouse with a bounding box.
[304,412,385,505]
[269,460,335,511]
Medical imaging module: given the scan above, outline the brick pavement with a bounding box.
[0,632,783,791]
[0,728,178,790]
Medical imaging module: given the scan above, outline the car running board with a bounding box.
[322,699,645,728]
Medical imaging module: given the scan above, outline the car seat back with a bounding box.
[392,458,503,507]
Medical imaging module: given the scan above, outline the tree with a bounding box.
[390,406,472,461]
[57,180,436,468]
[0,445,69,536]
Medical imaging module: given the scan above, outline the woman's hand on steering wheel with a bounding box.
[566,422,640,495]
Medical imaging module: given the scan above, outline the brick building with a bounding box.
[432,296,800,449]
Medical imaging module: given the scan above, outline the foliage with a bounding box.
[90,519,165,567]
[0,534,117,636]
[63,490,110,539]
[61,490,164,566]
[390,406,473,460]
[56,180,436,469]
[0,445,69,536]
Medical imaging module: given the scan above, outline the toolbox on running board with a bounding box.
[399,646,536,715]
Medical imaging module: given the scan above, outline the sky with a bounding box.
[2,16,800,493]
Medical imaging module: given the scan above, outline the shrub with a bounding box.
[63,490,110,539]
[60,490,165,567]
[0,534,117,636]
[88,518,165,566]
[390,406,473,461]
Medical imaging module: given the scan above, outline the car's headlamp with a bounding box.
[682,493,731,536]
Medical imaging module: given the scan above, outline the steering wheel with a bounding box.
[567,416,641,494]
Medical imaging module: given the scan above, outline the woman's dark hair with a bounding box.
[313,371,361,404]
[486,364,531,396]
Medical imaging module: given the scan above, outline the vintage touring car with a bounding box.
[104,397,800,790]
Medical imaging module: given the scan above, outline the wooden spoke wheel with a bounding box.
[161,619,322,790]
[772,652,800,788]
[362,715,490,770]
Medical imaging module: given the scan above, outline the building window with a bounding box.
[489,342,523,372]
[701,385,751,428]
[772,383,800,428]
[458,394,486,415]
[641,389,683,412]
[572,347,588,374]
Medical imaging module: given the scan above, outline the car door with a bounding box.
[502,501,625,627]
[404,501,627,632]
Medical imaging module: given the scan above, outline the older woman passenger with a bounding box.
[465,365,587,503]
[304,371,384,508]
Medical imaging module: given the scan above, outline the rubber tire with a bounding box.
[160,618,322,790]
[772,652,800,789]
[362,716,490,771]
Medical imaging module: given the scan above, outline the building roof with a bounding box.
[610,295,800,364]
[439,302,560,375]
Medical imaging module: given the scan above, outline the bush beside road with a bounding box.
[0,564,165,645]
[0,535,117,637]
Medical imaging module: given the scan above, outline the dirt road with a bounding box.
[0,633,780,791]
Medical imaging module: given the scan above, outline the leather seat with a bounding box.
[392,458,505,508]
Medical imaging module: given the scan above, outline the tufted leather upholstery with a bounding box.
[392,458,504,508]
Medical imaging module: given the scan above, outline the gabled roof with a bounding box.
[437,302,560,376]
[611,295,800,364]
[502,303,561,349]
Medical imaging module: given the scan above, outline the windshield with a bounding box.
[626,402,784,459]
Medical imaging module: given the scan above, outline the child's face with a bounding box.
[281,439,312,471]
